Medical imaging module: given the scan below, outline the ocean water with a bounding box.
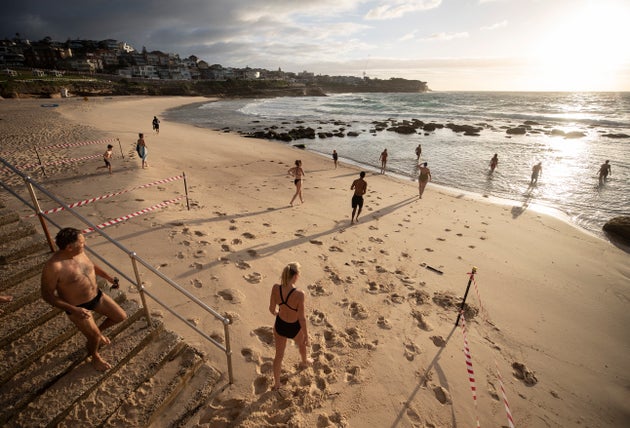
[165,92,630,238]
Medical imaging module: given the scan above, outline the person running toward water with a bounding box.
[379,149,388,174]
[598,160,611,184]
[489,153,498,173]
[530,162,542,185]
[350,171,367,224]
[332,150,338,169]
[418,162,431,198]
[41,228,127,371]
[96,144,114,175]
[136,133,148,169]
[415,144,422,160]
[269,262,312,390]
[288,160,305,206]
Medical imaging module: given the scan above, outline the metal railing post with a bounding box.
[129,252,153,327]
[24,178,55,251]
[223,319,234,384]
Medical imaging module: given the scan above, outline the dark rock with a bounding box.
[423,123,444,132]
[602,133,629,139]
[293,144,306,149]
[387,125,417,134]
[603,216,630,245]
[506,127,527,135]
[347,131,360,137]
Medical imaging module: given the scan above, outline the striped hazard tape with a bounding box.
[39,137,119,151]
[26,175,184,218]
[82,196,185,234]
[20,153,102,170]
[459,312,481,428]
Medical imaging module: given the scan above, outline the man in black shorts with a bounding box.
[350,171,367,224]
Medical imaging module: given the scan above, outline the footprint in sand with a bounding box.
[433,385,452,404]
[229,225,238,231]
[217,289,245,304]
[244,272,263,284]
[317,412,349,428]
[235,260,251,269]
[349,302,369,320]
[388,293,405,304]
[328,246,343,252]
[369,237,384,243]
[377,316,392,329]
[253,376,270,395]
[241,347,261,363]
[247,249,258,257]
[309,309,330,327]
[242,232,256,239]
[307,281,331,296]
[430,335,446,347]
[404,340,421,361]
[253,326,274,345]
[221,244,231,252]
[411,310,433,331]
[437,237,446,241]
[512,362,538,385]
[193,250,207,258]
[344,366,361,384]
[232,238,242,245]
[310,239,323,245]
[191,278,203,288]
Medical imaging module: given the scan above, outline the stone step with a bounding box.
[150,362,223,428]
[5,312,156,427]
[0,300,142,425]
[0,252,49,292]
[0,208,19,227]
[108,344,218,427]
[0,233,49,265]
[0,293,130,385]
[58,329,184,427]
[0,218,37,243]
[0,275,46,323]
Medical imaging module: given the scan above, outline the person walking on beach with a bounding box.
[136,133,148,169]
[269,262,311,390]
[288,160,305,206]
[152,116,160,134]
[489,153,499,173]
[350,171,367,224]
[96,144,113,175]
[530,162,542,185]
[598,160,611,184]
[379,149,388,174]
[418,162,431,198]
[41,228,127,371]
[415,144,422,160]
[332,150,338,169]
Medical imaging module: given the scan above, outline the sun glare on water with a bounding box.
[531,1,629,91]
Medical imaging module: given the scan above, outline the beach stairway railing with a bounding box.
[0,165,231,426]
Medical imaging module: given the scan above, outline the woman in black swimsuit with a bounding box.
[268,262,311,390]
[288,160,305,206]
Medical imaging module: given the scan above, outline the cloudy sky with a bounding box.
[3,0,629,91]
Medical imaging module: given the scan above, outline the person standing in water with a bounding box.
[415,144,422,160]
[332,150,338,169]
[598,160,611,184]
[489,153,498,173]
[269,262,311,390]
[530,162,542,185]
[379,149,388,174]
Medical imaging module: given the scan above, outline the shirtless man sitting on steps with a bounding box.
[41,227,127,371]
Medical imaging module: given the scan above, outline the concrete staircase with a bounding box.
[0,201,224,427]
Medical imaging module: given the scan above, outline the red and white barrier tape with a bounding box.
[26,175,184,218]
[20,153,102,170]
[39,137,119,151]
[495,359,516,428]
[459,312,481,427]
[82,196,184,234]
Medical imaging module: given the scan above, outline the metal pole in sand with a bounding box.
[34,147,46,177]
[455,266,477,326]
[116,138,124,159]
[183,171,190,211]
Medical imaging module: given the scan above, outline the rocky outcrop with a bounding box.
[603,216,630,245]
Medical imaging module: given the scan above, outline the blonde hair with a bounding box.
[281,262,301,287]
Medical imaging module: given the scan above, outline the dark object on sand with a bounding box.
[426,265,443,275]
[603,216,630,246]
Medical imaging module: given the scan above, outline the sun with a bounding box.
[530,1,630,91]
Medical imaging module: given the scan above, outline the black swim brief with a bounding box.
[275,315,301,339]
[352,194,364,208]
[66,289,103,314]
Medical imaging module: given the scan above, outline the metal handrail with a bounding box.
[0,156,234,383]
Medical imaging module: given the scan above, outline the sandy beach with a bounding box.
[1,96,628,427]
